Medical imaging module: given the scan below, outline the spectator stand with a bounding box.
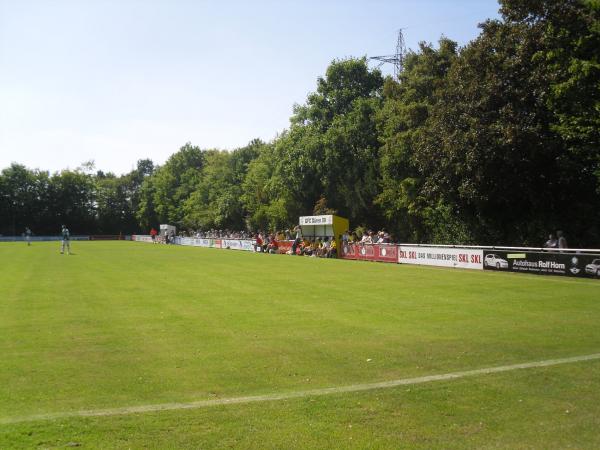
[298,215,349,255]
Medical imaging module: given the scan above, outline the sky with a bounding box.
[0,0,501,175]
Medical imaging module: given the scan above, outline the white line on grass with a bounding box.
[2,352,600,425]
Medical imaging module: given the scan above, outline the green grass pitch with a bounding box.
[1,241,599,449]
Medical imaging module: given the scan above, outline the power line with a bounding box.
[370,29,407,78]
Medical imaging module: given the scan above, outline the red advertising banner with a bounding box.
[275,240,294,254]
[375,244,398,263]
[340,243,358,259]
[356,244,376,261]
[341,243,398,263]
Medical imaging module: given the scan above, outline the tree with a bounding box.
[277,57,384,227]
[377,38,459,242]
[416,3,600,246]
[0,164,51,235]
[48,169,96,234]
[150,143,204,226]
[183,150,242,230]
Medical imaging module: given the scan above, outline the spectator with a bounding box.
[342,230,349,246]
[301,239,313,256]
[291,237,300,255]
[544,233,558,248]
[328,238,337,258]
[361,232,373,244]
[557,230,568,249]
[255,233,263,252]
[293,225,302,241]
[322,237,331,257]
[267,234,279,254]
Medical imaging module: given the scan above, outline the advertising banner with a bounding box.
[482,250,600,278]
[132,235,153,243]
[241,240,255,251]
[375,245,398,263]
[398,246,484,270]
[355,243,376,261]
[175,237,218,248]
[221,239,254,251]
[340,243,357,259]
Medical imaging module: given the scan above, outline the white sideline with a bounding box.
[2,352,599,425]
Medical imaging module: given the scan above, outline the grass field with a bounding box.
[1,241,599,449]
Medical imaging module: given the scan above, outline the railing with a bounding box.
[129,235,600,280]
[0,235,90,242]
[399,243,600,254]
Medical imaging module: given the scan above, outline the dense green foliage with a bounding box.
[1,242,600,448]
[2,0,598,245]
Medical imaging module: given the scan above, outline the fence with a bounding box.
[0,235,131,242]
[130,235,600,280]
[0,235,91,242]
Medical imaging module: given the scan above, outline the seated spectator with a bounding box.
[301,240,313,256]
[314,238,323,257]
[328,238,337,258]
[267,234,279,254]
[321,237,331,257]
[262,233,270,253]
[360,232,373,244]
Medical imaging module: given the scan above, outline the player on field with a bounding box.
[25,227,32,246]
[60,225,71,255]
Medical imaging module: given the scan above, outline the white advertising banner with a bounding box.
[241,240,255,251]
[174,237,254,251]
[222,239,254,251]
[398,246,483,270]
[177,237,217,248]
[132,235,153,243]
[177,237,196,246]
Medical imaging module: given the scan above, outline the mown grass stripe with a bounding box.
[2,352,599,425]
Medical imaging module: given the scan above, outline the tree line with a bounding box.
[1,0,599,246]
